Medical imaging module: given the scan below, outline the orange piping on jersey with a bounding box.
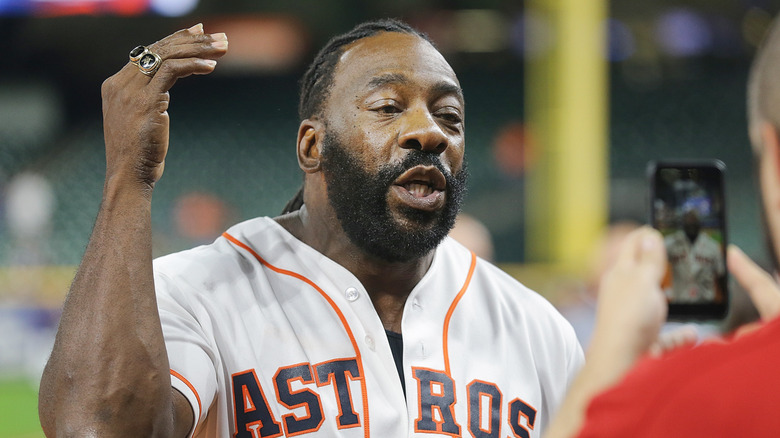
[222,232,371,438]
[171,369,202,420]
[442,251,477,376]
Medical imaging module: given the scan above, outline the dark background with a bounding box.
[0,0,774,265]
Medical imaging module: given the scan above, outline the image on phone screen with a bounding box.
[650,162,728,317]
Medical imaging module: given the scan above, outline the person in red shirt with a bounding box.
[545,14,780,438]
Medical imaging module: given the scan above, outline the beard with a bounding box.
[320,131,468,263]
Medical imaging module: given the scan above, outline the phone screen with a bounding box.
[648,160,729,320]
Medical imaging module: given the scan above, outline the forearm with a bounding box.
[39,181,174,437]
[38,25,224,436]
[545,228,667,438]
[544,336,641,438]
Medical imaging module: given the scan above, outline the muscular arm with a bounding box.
[38,25,227,437]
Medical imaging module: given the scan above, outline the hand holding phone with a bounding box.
[648,160,729,320]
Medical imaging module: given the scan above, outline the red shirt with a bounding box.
[577,316,780,437]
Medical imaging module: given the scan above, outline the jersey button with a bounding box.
[365,335,376,351]
[345,287,359,301]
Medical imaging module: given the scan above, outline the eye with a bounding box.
[371,102,402,115]
[377,104,401,114]
[368,98,403,116]
[435,108,463,125]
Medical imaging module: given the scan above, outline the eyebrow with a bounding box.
[367,73,409,90]
[366,73,464,102]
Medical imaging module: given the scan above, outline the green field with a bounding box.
[0,379,43,438]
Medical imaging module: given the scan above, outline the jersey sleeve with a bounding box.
[155,271,218,437]
[566,330,586,387]
[713,237,726,275]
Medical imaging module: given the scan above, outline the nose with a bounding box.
[398,107,448,154]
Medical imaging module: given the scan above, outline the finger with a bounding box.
[614,226,650,266]
[728,245,780,319]
[615,227,666,278]
[147,57,219,92]
[636,227,666,281]
[152,23,209,48]
[150,33,228,62]
[123,24,226,81]
[647,324,698,357]
[733,321,764,338]
[114,28,220,88]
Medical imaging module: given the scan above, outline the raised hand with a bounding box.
[589,227,669,362]
[544,227,669,438]
[100,24,228,191]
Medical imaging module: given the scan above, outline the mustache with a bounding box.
[380,150,460,184]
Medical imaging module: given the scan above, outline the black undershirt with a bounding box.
[385,329,405,395]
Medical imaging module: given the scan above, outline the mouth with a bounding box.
[390,165,447,211]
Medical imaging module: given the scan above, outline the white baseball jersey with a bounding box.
[663,230,725,302]
[154,217,583,437]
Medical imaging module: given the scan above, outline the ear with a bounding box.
[297,119,324,173]
[758,122,780,262]
[760,121,780,183]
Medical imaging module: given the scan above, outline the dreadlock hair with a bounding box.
[298,18,434,121]
[280,18,434,215]
[281,185,305,215]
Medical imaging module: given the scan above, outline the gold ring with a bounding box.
[137,52,162,77]
[128,45,148,63]
[129,45,162,77]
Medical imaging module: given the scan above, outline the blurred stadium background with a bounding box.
[0,0,776,435]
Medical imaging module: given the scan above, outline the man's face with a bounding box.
[682,211,701,243]
[321,130,467,262]
[317,31,467,262]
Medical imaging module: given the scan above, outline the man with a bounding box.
[38,19,583,437]
[663,208,725,302]
[544,14,780,438]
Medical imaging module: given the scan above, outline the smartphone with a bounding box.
[648,160,729,320]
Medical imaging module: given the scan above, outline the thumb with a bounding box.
[635,227,667,282]
[728,245,780,320]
